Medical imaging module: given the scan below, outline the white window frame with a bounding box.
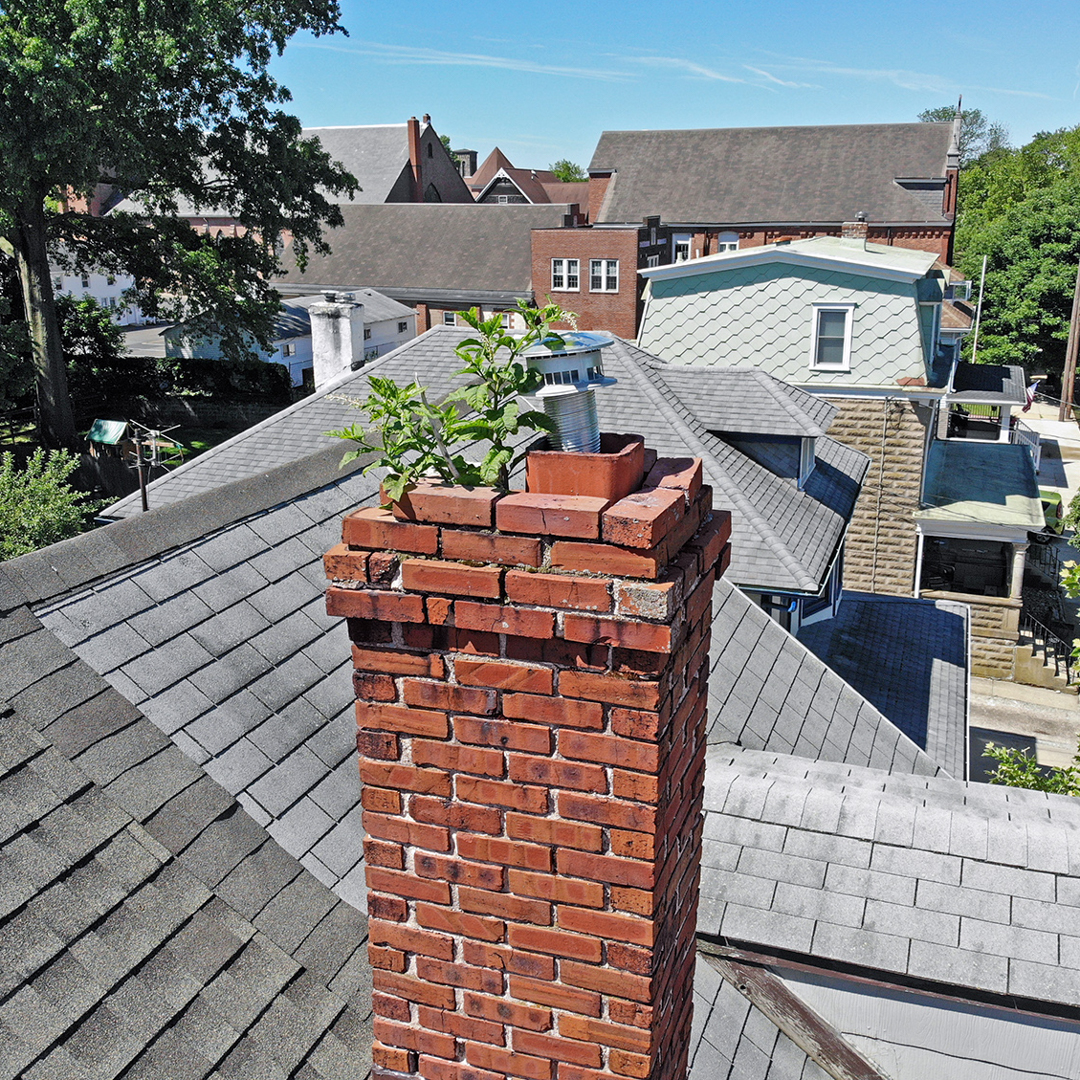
[443,311,457,326]
[673,234,692,263]
[808,303,856,372]
[282,342,296,357]
[646,254,660,268]
[589,259,619,293]
[716,231,739,253]
[551,258,579,292]
[398,321,408,334]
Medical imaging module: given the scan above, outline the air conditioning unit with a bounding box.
[946,281,973,301]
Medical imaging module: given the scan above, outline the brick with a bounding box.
[418,1007,506,1047]
[507,870,605,909]
[369,895,408,922]
[559,671,661,710]
[508,755,607,793]
[353,644,445,678]
[609,709,662,741]
[607,943,652,975]
[419,1057,504,1080]
[610,887,654,916]
[413,739,506,777]
[357,701,449,739]
[392,482,501,527]
[558,1067,624,1080]
[550,541,662,580]
[448,627,502,656]
[354,672,398,701]
[415,853,505,891]
[561,618,674,660]
[372,993,411,1021]
[364,839,405,869]
[506,638,607,670]
[362,787,403,814]
[560,960,651,1003]
[603,488,685,549]
[376,1020,457,1061]
[686,511,731,575]
[373,1043,415,1072]
[644,457,703,506]
[556,849,656,890]
[364,810,452,853]
[458,835,552,871]
[456,601,554,640]
[373,970,456,1010]
[357,730,400,760]
[370,920,455,960]
[405,680,497,716]
[369,945,407,972]
[416,957,504,995]
[508,924,602,963]
[557,791,657,833]
[509,976,602,1018]
[560,1018,652,1055]
[557,907,654,947]
[609,829,656,860]
[458,777,549,814]
[506,814,603,853]
[455,716,552,754]
[512,1030,602,1068]
[608,1051,650,1078]
[367,551,401,588]
[427,596,454,624]
[463,940,555,980]
[416,903,507,943]
[456,658,554,694]
[402,559,504,598]
[343,506,440,553]
[328,587,426,622]
[505,571,612,612]
[411,795,503,835]
[359,760,452,797]
[615,580,678,621]
[442,529,543,567]
[503,694,603,730]
[367,867,452,904]
[347,617,394,644]
[496,493,610,539]
[464,996,553,1034]
[608,1001,653,1029]
[459,886,552,925]
[324,542,369,581]
[559,731,659,773]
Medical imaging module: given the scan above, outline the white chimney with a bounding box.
[310,291,364,389]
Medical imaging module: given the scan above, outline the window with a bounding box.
[398,321,408,334]
[363,327,372,340]
[646,255,660,268]
[106,274,116,286]
[52,277,62,291]
[716,231,739,253]
[551,258,579,291]
[282,342,296,357]
[500,313,512,329]
[443,311,457,326]
[589,260,618,293]
[81,274,90,289]
[673,235,692,262]
[809,304,855,370]
[497,195,509,204]
[427,143,433,158]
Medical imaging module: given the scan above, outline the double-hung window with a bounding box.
[809,304,855,371]
[589,259,618,293]
[551,258,579,291]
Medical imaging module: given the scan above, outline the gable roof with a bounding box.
[301,123,412,204]
[589,122,956,226]
[275,202,573,304]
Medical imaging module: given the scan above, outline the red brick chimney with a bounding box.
[325,438,730,1080]
[840,214,869,245]
[408,116,424,203]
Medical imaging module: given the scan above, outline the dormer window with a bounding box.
[798,437,816,489]
[809,303,855,371]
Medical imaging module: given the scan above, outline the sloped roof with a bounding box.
[467,147,516,192]
[275,202,572,299]
[303,124,411,204]
[950,361,1027,404]
[590,122,955,225]
[273,289,415,340]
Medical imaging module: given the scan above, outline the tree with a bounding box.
[918,105,1010,167]
[0,449,101,558]
[440,134,462,167]
[549,160,588,183]
[984,738,1080,796]
[0,0,356,448]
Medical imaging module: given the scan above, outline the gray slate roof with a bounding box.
[590,123,955,225]
[276,203,573,300]
[797,592,970,779]
[274,290,415,340]
[701,745,1080,1010]
[302,124,411,205]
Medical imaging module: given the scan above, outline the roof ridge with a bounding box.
[751,370,831,439]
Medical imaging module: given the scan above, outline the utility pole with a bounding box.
[1059,260,1080,421]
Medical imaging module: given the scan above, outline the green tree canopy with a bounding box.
[549,159,587,183]
[0,0,355,447]
[918,105,1010,167]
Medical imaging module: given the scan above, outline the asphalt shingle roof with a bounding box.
[590,122,955,225]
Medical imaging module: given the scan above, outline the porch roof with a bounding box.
[949,362,1027,405]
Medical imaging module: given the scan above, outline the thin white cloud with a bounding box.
[742,65,821,90]
[294,40,627,82]
[623,55,750,84]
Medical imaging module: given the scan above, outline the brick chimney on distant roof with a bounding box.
[841,212,869,246]
[325,436,731,1080]
[408,116,423,203]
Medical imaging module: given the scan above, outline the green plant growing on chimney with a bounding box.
[327,298,573,500]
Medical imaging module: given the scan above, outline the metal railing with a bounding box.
[1010,418,1042,471]
[1019,609,1075,685]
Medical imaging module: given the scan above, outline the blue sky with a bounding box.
[271,0,1080,169]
